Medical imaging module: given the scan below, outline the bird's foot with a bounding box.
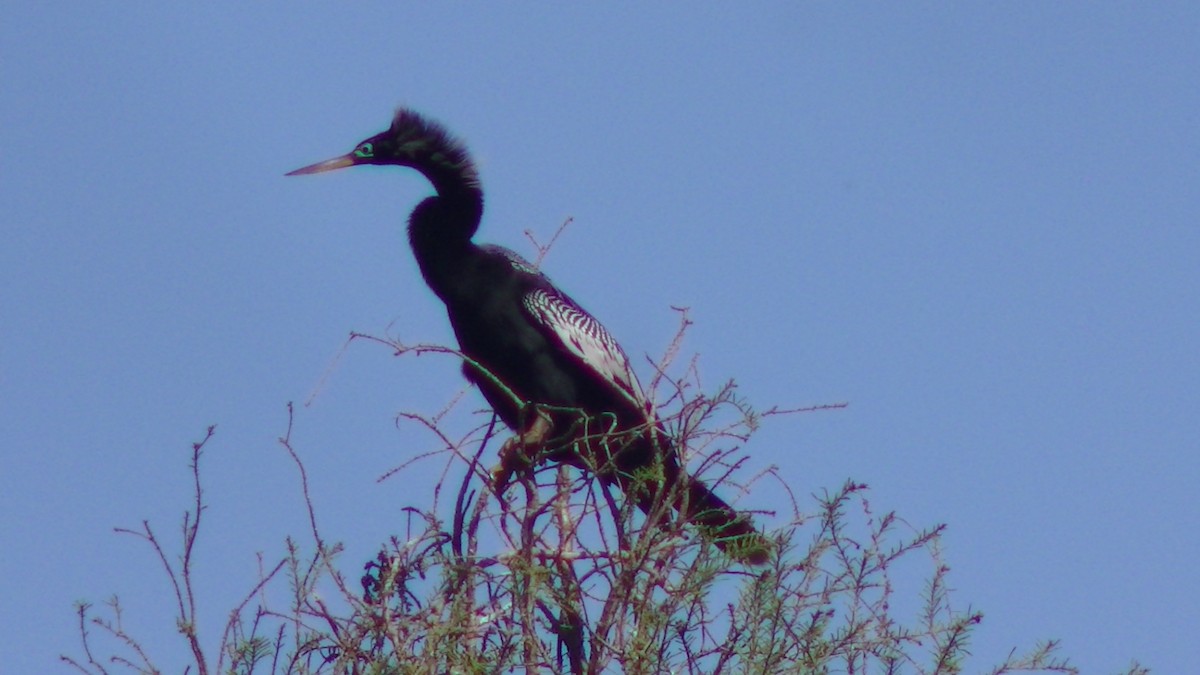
[490,413,553,496]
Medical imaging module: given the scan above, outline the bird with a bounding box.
[288,108,769,564]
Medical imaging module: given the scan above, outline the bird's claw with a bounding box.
[490,414,553,496]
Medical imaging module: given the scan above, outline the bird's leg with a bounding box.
[491,411,553,496]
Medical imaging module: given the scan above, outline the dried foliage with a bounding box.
[61,260,1143,673]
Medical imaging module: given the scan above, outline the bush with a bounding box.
[62,317,1143,674]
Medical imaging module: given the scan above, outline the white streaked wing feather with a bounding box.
[523,288,646,410]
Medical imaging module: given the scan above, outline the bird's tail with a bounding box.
[619,460,771,566]
[675,475,771,565]
[575,418,772,565]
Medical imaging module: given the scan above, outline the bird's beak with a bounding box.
[285,153,358,176]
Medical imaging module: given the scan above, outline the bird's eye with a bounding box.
[354,142,375,159]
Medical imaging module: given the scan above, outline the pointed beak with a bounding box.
[285,153,359,176]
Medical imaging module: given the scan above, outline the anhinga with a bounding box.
[288,109,768,564]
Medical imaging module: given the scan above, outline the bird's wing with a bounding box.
[522,287,648,412]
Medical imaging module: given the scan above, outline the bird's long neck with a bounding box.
[407,185,484,301]
[392,113,486,300]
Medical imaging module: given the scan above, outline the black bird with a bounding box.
[288,109,768,564]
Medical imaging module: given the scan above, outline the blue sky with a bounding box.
[3,4,1196,672]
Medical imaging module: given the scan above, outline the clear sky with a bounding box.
[3,4,1196,672]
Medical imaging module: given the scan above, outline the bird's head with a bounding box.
[286,109,478,195]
